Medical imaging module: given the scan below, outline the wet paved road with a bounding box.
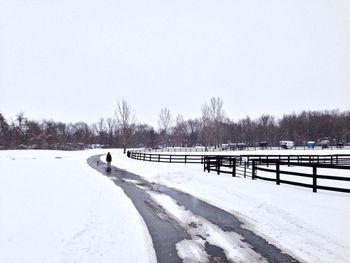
[87,155,298,263]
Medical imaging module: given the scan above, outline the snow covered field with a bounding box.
[0,150,156,263]
[1,148,349,263]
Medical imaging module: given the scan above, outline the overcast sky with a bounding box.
[1,0,349,127]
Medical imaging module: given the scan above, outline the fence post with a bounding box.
[158,154,160,162]
[217,156,220,175]
[244,162,247,178]
[170,155,172,163]
[232,159,236,177]
[185,155,187,164]
[313,165,317,193]
[203,157,206,172]
[252,160,256,180]
[276,162,280,185]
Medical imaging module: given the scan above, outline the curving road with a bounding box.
[87,155,298,263]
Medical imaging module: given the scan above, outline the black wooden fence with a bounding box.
[127,151,205,164]
[203,156,237,176]
[241,154,350,167]
[252,159,350,193]
[127,150,350,193]
[129,151,350,166]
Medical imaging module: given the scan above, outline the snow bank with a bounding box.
[113,149,350,263]
[0,150,156,263]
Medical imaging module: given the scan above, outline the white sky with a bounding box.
[1,0,349,127]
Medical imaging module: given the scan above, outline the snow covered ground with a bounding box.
[115,148,350,263]
[1,148,349,263]
[0,150,156,263]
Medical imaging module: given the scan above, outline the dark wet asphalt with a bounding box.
[87,155,299,263]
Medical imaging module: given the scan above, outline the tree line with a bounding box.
[1,98,349,151]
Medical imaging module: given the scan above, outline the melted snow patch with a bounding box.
[147,191,267,263]
[176,239,208,263]
[123,179,141,184]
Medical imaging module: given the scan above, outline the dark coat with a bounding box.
[106,152,112,163]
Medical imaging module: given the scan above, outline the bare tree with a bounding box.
[209,97,225,122]
[15,112,28,145]
[172,115,188,147]
[257,114,276,145]
[97,117,105,133]
[0,113,10,149]
[209,97,226,148]
[158,107,173,147]
[94,117,108,145]
[105,117,116,147]
[115,99,135,153]
[186,119,200,147]
[200,97,226,148]
[133,124,156,148]
[200,103,212,147]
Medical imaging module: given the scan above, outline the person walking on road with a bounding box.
[106,152,112,172]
